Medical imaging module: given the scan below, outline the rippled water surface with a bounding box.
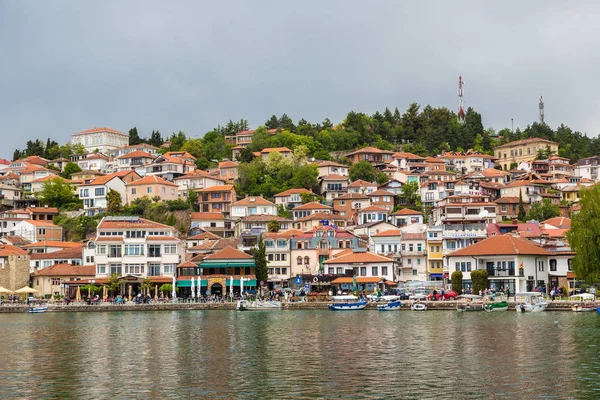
[1,310,600,399]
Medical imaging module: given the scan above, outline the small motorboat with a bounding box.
[484,301,509,312]
[572,304,595,312]
[28,305,48,313]
[328,295,367,311]
[456,295,485,312]
[515,292,548,313]
[236,300,282,311]
[411,301,427,311]
[377,300,402,311]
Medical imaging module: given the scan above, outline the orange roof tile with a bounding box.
[367,189,395,196]
[187,231,221,240]
[126,175,177,187]
[218,161,239,169]
[117,150,154,159]
[543,217,571,228]
[274,188,312,197]
[449,234,551,257]
[392,208,423,216]
[0,244,29,256]
[29,247,83,260]
[260,147,292,153]
[74,127,127,136]
[32,264,95,277]
[197,185,235,192]
[231,196,275,207]
[372,229,401,237]
[22,241,82,249]
[359,205,388,212]
[324,251,394,264]
[321,174,349,181]
[191,212,225,220]
[293,202,332,210]
[204,246,252,260]
[348,179,377,187]
[98,217,173,230]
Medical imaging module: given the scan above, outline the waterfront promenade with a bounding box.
[0,299,590,312]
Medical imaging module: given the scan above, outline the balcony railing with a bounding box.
[486,268,525,277]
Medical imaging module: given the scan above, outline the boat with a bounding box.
[28,304,48,313]
[236,300,282,311]
[328,295,367,311]
[572,304,595,312]
[411,301,427,311]
[515,292,548,313]
[570,294,596,312]
[484,294,509,312]
[377,300,402,311]
[456,295,485,312]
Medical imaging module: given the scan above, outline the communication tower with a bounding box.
[539,95,545,124]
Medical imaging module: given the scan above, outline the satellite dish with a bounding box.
[478,209,489,219]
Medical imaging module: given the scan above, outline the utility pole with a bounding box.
[457,75,465,124]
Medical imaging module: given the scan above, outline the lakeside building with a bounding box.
[447,234,551,293]
[31,264,95,298]
[324,250,396,282]
[263,230,303,289]
[71,127,129,154]
[0,244,30,292]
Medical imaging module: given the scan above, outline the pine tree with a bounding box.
[252,236,269,293]
[518,190,526,221]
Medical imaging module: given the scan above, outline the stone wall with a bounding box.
[0,255,30,292]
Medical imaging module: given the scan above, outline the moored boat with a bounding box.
[377,300,402,311]
[237,300,282,311]
[484,301,509,312]
[328,295,367,311]
[515,292,548,313]
[28,305,48,313]
[411,301,427,311]
[572,304,595,312]
[456,295,485,312]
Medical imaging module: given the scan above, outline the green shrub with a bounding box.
[471,270,489,294]
[451,271,463,294]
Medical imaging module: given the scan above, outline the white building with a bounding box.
[78,174,127,216]
[71,127,129,154]
[323,250,396,282]
[231,196,278,219]
[92,216,182,280]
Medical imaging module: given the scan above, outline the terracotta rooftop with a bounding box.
[392,208,423,216]
[372,229,401,237]
[334,192,369,200]
[98,216,173,230]
[260,147,292,153]
[543,217,571,229]
[293,202,332,210]
[494,137,558,149]
[346,147,394,156]
[32,264,95,277]
[367,189,395,197]
[324,251,394,264]
[274,188,312,197]
[197,185,235,192]
[240,215,291,222]
[218,161,239,169]
[127,175,178,187]
[204,246,252,260]
[231,196,275,207]
[74,127,126,136]
[22,241,82,249]
[191,212,225,220]
[359,205,388,212]
[348,179,377,187]
[117,150,154,159]
[392,152,424,160]
[0,244,29,257]
[449,234,552,257]
[294,212,349,222]
[29,247,83,260]
[2,236,30,246]
[187,231,221,241]
[321,174,349,181]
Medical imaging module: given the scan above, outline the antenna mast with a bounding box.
[539,95,545,124]
[458,75,465,124]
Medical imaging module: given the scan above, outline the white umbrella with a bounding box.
[240,276,244,298]
[197,276,201,299]
[190,276,196,300]
[172,275,177,301]
[15,286,39,294]
[230,276,233,299]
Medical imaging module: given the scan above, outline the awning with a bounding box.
[567,272,577,279]
[430,274,443,278]
[177,279,258,287]
[177,280,208,288]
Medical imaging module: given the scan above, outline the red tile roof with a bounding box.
[187,231,221,240]
[117,150,154,159]
[543,217,571,229]
[274,188,312,197]
[204,246,252,260]
[98,217,173,229]
[197,185,235,192]
[0,244,29,256]
[372,229,401,237]
[367,189,395,196]
[359,205,388,212]
[348,179,377,187]
[324,251,394,264]
[22,241,82,249]
[191,212,225,220]
[449,234,551,257]
[293,202,332,210]
[127,175,178,187]
[321,174,349,181]
[231,196,275,206]
[218,161,239,169]
[494,137,557,149]
[260,147,292,153]
[32,264,95,277]
[29,247,83,260]
[392,208,423,216]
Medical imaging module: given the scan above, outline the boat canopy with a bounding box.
[569,293,595,300]
[457,294,482,299]
[515,292,544,297]
[331,295,358,301]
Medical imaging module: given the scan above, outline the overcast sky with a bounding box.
[1,1,599,159]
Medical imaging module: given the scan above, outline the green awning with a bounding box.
[177,280,208,287]
[176,279,257,287]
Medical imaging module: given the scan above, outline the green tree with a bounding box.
[277,205,292,219]
[265,115,279,129]
[61,162,82,179]
[252,236,268,293]
[236,147,255,163]
[567,185,600,284]
[159,284,178,298]
[141,278,153,296]
[349,160,377,183]
[397,181,421,210]
[471,270,489,294]
[106,189,123,215]
[518,190,526,221]
[107,273,121,297]
[376,172,389,185]
[37,178,81,209]
[128,127,143,145]
[451,271,463,294]
[187,189,199,212]
[267,220,280,233]
[527,199,559,221]
[148,130,163,147]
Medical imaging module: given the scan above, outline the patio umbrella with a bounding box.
[172,275,177,300]
[230,276,233,299]
[154,284,158,300]
[0,286,13,294]
[191,276,196,299]
[76,286,81,302]
[240,276,244,298]
[128,284,132,302]
[15,286,39,294]
[197,276,201,298]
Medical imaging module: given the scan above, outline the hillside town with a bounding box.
[0,127,592,301]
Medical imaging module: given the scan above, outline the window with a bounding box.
[96,245,106,255]
[147,187,152,194]
[265,240,274,247]
[328,267,334,274]
[96,264,106,274]
[297,256,302,265]
[436,246,440,252]
[148,244,161,257]
[95,188,105,196]
[304,256,310,265]
[162,187,166,194]
[110,263,122,275]
[382,266,388,276]
[538,261,544,272]
[163,263,175,274]
[412,269,417,276]
[455,262,460,271]
[124,244,144,256]
[360,267,367,276]
[466,262,471,272]
[109,245,122,258]
[267,254,273,261]
[125,264,145,275]
[549,259,557,272]
[568,259,572,271]
[461,262,466,272]
[164,244,177,254]
[417,259,421,265]
[372,267,378,276]
[417,244,422,252]
[132,188,137,195]
[409,244,414,252]
[277,240,286,248]
[38,228,46,235]
[148,263,161,276]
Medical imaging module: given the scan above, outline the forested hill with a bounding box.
[12,103,599,164]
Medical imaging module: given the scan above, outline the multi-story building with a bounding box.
[231,196,277,219]
[78,173,133,216]
[71,127,129,154]
[323,250,396,282]
[115,150,155,175]
[29,245,83,273]
[348,179,378,195]
[292,212,350,231]
[366,189,395,211]
[217,161,239,183]
[264,231,302,288]
[426,226,444,281]
[11,220,62,242]
[126,175,179,203]
[494,138,559,171]
[145,153,196,181]
[236,215,292,249]
[32,264,95,298]
[356,206,389,225]
[195,247,257,296]
[391,152,426,171]
[501,179,553,205]
[399,232,428,281]
[197,185,236,216]
[316,161,348,179]
[332,192,371,222]
[447,234,551,293]
[345,147,393,165]
[437,151,495,175]
[274,188,312,209]
[77,153,110,172]
[261,147,293,161]
[173,170,225,198]
[319,174,349,202]
[290,225,364,276]
[92,216,182,291]
[390,208,424,228]
[547,156,574,180]
[575,156,600,182]
[109,143,159,159]
[372,229,402,261]
[292,202,332,220]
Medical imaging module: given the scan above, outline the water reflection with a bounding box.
[1,311,600,399]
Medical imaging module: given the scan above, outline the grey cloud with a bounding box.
[1,0,599,160]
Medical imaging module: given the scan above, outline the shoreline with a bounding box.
[0,300,592,313]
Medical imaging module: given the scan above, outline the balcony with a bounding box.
[486,268,524,277]
[400,250,427,256]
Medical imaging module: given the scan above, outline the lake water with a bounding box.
[1,310,599,399]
